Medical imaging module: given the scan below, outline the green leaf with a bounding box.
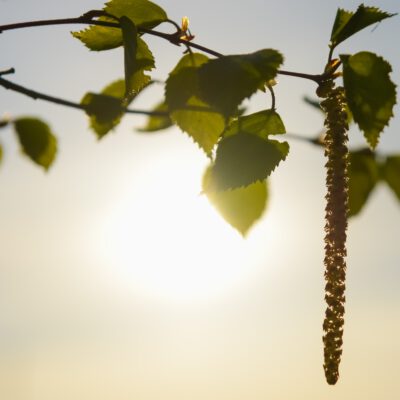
[330,8,353,47]
[330,5,395,49]
[165,53,225,154]
[224,109,286,138]
[81,79,126,138]
[202,166,268,236]
[341,52,396,149]
[0,143,3,166]
[166,67,200,110]
[348,149,379,217]
[172,53,210,72]
[165,53,209,110]
[208,132,289,191]
[198,49,283,117]
[126,38,154,94]
[171,98,225,155]
[382,155,400,201]
[138,102,172,132]
[105,0,167,29]
[82,93,124,138]
[72,17,121,50]
[13,118,57,170]
[120,16,138,96]
[72,0,167,51]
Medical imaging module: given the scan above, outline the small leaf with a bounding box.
[330,5,395,49]
[198,49,283,117]
[0,143,3,166]
[72,17,122,50]
[165,53,225,154]
[382,155,400,201]
[82,93,124,138]
[14,117,57,170]
[126,38,154,94]
[72,0,167,51]
[208,132,289,191]
[81,79,126,138]
[203,166,268,236]
[224,109,286,138]
[341,52,396,149]
[138,102,172,132]
[120,16,138,96]
[105,0,167,29]
[330,8,353,47]
[348,149,379,217]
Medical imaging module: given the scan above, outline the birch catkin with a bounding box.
[318,80,349,385]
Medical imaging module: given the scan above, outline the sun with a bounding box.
[95,150,264,304]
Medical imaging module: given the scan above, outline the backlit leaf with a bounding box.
[82,93,123,138]
[382,155,400,201]
[341,52,396,149]
[202,166,268,236]
[224,109,286,138]
[105,0,167,29]
[166,66,200,110]
[198,49,283,117]
[171,53,210,72]
[208,132,289,191]
[171,97,225,155]
[165,53,225,154]
[165,53,209,110]
[72,0,167,51]
[14,117,57,170]
[72,17,121,50]
[348,149,379,217]
[330,5,395,49]
[138,102,172,132]
[82,79,126,138]
[128,39,154,94]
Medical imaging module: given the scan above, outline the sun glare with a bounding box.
[96,153,264,304]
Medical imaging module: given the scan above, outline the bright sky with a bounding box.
[0,0,399,399]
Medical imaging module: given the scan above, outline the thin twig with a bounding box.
[0,75,223,116]
[0,76,167,116]
[267,85,276,110]
[277,69,322,83]
[0,67,16,76]
[284,132,324,145]
[0,15,322,83]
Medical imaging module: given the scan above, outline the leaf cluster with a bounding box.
[0,0,398,236]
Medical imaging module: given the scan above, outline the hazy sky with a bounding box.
[0,1,399,399]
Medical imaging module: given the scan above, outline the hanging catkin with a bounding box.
[318,80,349,385]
